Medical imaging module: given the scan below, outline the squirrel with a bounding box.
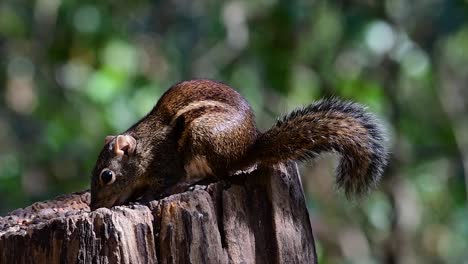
[90,79,388,210]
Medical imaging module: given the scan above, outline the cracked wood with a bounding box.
[0,162,316,264]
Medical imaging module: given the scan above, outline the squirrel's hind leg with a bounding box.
[171,110,256,191]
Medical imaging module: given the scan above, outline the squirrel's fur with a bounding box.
[90,80,388,209]
[249,99,387,196]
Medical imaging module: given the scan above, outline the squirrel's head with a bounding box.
[90,134,150,210]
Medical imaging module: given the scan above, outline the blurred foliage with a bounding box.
[1,0,468,263]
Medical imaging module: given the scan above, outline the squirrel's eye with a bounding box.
[100,169,115,185]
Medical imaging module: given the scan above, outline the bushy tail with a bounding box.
[249,98,388,197]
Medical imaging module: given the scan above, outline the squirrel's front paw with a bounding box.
[164,182,191,196]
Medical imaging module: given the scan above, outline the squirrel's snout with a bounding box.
[90,195,116,210]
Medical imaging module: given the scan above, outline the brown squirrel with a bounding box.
[90,79,388,210]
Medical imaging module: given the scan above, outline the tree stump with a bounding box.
[0,162,317,264]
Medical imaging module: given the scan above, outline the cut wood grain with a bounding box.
[0,162,317,264]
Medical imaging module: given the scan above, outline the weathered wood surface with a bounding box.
[0,162,317,264]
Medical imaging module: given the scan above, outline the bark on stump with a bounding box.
[0,162,317,264]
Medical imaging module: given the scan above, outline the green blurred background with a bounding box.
[1,0,468,263]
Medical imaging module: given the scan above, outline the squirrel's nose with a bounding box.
[90,199,100,211]
[90,196,110,211]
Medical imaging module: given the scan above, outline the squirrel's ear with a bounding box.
[104,135,116,145]
[114,135,137,156]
